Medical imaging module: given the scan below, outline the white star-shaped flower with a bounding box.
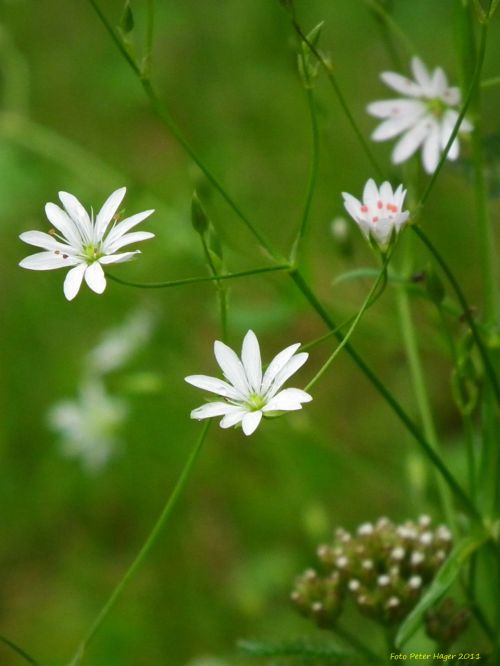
[342,178,410,251]
[185,330,312,436]
[19,187,155,300]
[367,56,473,174]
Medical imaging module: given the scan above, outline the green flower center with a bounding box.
[83,243,102,262]
[426,97,446,118]
[246,393,266,411]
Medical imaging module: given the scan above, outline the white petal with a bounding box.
[371,101,427,141]
[63,263,87,301]
[104,210,155,246]
[241,330,262,392]
[19,230,76,253]
[422,122,441,174]
[380,71,424,97]
[341,192,362,222]
[265,352,309,398]
[84,262,106,294]
[363,179,379,204]
[411,57,432,91]
[213,340,250,396]
[190,401,235,420]
[98,252,139,264]
[220,407,247,429]
[241,410,263,436]
[367,99,425,119]
[184,374,243,400]
[379,181,394,200]
[19,251,78,271]
[263,388,313,412]
[103,231,155,254]
[392,116,433,164]
[94,187,127,239]
[261,343,301,394]
[58,191,93,243]
[430,67,448,97]
[45,202,82,247]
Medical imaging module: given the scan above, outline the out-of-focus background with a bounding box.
[1,1,499,664]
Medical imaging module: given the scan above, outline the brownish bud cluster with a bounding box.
[425,597,471,648]
[291,515,453,629]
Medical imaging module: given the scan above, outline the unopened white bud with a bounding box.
[336,556,349,569]
[411,551,425,566]
[387,596,400,608]
[357,522,374,536]
[304,568,317,581]
[436,525,452,542]
[362,559,374,571]
[390,546,405,561]
[418,514,432,527]
[348,579,361,592]
[420,531,433,546]
[377,574,390,587]
[312,601,323,612]
[408,575,422,589]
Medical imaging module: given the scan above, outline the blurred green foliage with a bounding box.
[1,0,499,664]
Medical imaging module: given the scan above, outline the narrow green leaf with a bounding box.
[396,532,488,647]
[0,634,40,665]
[332,268,405,287]
[238,638,356,660]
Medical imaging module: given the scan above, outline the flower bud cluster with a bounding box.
[291,515,452,629]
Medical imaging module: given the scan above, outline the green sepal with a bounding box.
[191,191,210,235]
[119,1,134,34]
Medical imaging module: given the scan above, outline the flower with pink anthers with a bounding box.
[341,179,410,251]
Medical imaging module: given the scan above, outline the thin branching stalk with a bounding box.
[363,0,416,61]
[106,265,291,289]
[334,624,385,664]
[0,635,40,666]
[200,234,228,342]
[305,256,389,391]
[289,8,499,403]
[67,422,211,666]
[290,268,480,519]
[289,72,320,264]
[88,0,480,518]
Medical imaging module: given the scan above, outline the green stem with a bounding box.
[305,258,388,391]
[363,0,416,61]
[288,13,384,179]
[417,20,489,209]
[89,0,479,519]
[106,264,291,289]
[396,267,455,529]
[66,422,211,666]
[0,635,40,666]
[290,80,320,264]
[413,226,500,406]
[200,234,228,342]
[87,0,278,260]
[481,75,500,88]
[290,268,480,519]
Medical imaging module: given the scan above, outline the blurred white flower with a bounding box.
[87,309,155,374]
[185,330,312,436]
[49,379,127,472]
[367,56,472,173]
[19,187,155,300]
[342,178,409,251]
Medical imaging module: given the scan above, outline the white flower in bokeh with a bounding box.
[19,187,155,300]
[185,330,312,436]
[87,309,155,374]
[367,56,472,173]
[342,179,409,251]
[49,379,127,472]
